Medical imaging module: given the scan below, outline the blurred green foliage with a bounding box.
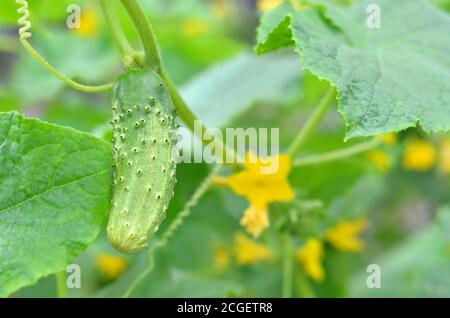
[1,0,449,298]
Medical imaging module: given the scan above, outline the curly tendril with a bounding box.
[16,0,32,40]
[15,0,114,93]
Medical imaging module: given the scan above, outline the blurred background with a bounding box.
[1,0,449,297]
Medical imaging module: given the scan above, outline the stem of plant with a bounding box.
[119,0,162,72]
[288,88,336,157]
[282,234,294,298]
[296,267,316,298]
[100,0,134,57]
[20,40,113,93]
[55,271,68,298]
[119,0,238,163]
[294,138,381,167]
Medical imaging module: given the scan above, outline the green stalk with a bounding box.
[288,88,336,157]
[119,0,162,71]
[294,138,381,167]
[100,0,134,57]
[118,0,195,129]
[296,268,316,298]
[20,40,113,93]
[55,271,68,298]
[15,0,113,92]
[160,69,203,134]
[282,234,294,298]
[119,0,238,163]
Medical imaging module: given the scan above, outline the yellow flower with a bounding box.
[325,219,368,252]
[257,0,305,11]
[240,205,269,238]
[296,239,325,282]
[213,246,232,270]
[380,133,397,146]
[226,153,294,207]
[217,153,295,237]
[74,9,99,37]
[234,233,272,265]
[367,150,391,173]
[290,0,307,10]
[402,139,437,172]
[258,0,284,11]
[182,19,210,37]
[96,253,127,279]
[439,139,450,174]
[211,0,235,20]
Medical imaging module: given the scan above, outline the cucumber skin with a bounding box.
[107,69,177,254]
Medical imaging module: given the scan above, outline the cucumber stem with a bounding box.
[288,88,336,157]
[100,0,135,58]
[294,138,382,167]
[119,0,238,164]
[119,0,162,72]
[55,271,68,298]
[282,233,294,298]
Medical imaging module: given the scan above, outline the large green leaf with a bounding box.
[0,111,112,297]
[181,51,301,128]
[349,207,450,297]
[256,0,450,140]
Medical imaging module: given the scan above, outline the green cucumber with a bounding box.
[107,69,177,254]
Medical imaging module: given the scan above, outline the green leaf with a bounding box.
[326,173,386,222]
[291,158,367,206]
[349,206,450,297]
[429,0,450,11]
[181,51,301,128]
[43,92,111,133]
[256,0,450,139]
[0,111,112,297]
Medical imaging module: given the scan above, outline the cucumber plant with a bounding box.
[1,0,449,298]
